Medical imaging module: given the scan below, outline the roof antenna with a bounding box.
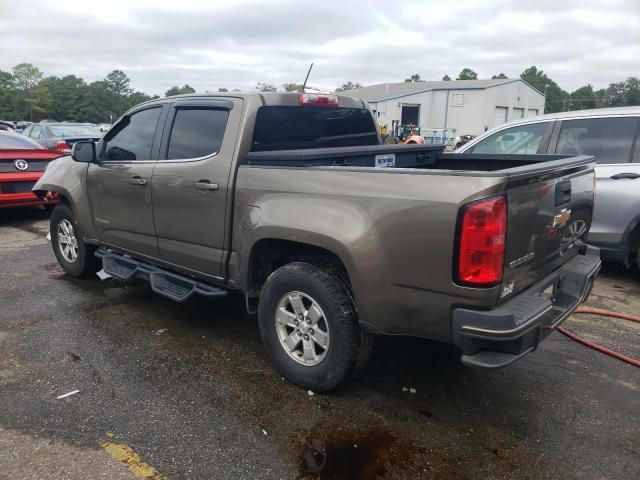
[301,63,314,92]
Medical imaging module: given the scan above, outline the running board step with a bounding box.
[97,249,227,303]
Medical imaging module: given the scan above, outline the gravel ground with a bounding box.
[0,208,638,480]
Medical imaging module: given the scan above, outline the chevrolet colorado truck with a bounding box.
[34,92,601,391]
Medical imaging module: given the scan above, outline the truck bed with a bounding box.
[236,144,596,340]
[244,144,581,173]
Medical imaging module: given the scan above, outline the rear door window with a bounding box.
[252,106,378,151]
[555,117,638,163]
[470,121,553,154]
[103,107,162,161]
[166,108,229,159]
[29,125,42,139]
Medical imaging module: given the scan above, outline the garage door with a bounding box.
[513,107,524,119]
[494,107,508,126]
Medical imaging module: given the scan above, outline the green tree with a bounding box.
[12,63,42,91]
[104,70,132,97]
[0,70,15,118]
[40,75,88,121]
[24,84,52,120]
[128,91,155,105]
[570,84,597,110]
[165,84,196,97]
[457,68,478,80]
[520,66,567,113]
[102,70,136,119]
[256,82,277,92]
[596,78,640,108]
[85,80,115,123]
[335,81,363,92]
[12,63,44,120]
[442,74,451,81]
[491,73,508,79]
[404,74,422,82]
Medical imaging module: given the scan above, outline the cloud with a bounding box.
[0,0,638,95]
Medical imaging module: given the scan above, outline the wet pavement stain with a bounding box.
[42,262,61,271]
[43,262,66,280]
[295,427,414,480]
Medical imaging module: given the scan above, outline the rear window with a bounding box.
[48,125,101,137]
[0,133,43,149]
[252,106,379,151]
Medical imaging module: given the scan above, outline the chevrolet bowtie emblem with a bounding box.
[553,208,572,228]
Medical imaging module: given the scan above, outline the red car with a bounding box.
[0,130,63,209]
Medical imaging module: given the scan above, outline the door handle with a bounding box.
[130,176,147,185]
[194,181,219,191]
[610,172,640,180]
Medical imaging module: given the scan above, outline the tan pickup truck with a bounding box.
[34,92,601,391]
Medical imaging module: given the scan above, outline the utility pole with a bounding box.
[543,84,549,113]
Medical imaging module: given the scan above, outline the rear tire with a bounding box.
[50,203,100,277]
[257,262,366,392]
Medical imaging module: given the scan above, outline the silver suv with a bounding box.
[457,107,640,270]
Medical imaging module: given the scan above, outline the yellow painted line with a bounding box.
[100,439,166,479]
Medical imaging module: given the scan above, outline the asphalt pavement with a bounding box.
[1,208,638,480]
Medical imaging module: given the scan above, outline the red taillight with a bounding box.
[457,196,506,286]
[55,141,71,153]
[298,93,339,106]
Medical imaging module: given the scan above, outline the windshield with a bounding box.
[0,133,43,149]
[252,106,379,151]
[48,125,100,137]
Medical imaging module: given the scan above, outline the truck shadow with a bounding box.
[0,206,50,228]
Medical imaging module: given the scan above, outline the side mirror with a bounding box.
[71,141,96,163]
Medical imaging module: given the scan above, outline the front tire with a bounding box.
[50,203,100,277]
[258,262,365,392]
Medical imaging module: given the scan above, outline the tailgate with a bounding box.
[499,156,596,301]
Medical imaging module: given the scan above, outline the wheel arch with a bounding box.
[243,237,355,313]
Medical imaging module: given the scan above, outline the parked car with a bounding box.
[15,121,33,133]
[22,122,101,154]
[456,107,640,270]
[454,134,476,149]
[34,93,600,391]
[95,123,112,133]
[0,131,62,209]
[0,120,16,131]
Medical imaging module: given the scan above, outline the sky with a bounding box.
[1,0,638,96]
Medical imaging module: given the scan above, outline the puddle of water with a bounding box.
[296,427,411,480]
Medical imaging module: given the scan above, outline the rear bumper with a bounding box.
[452,246,601,368]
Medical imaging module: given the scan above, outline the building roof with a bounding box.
[343,79,540,102]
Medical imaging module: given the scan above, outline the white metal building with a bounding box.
[343,79,545,136]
